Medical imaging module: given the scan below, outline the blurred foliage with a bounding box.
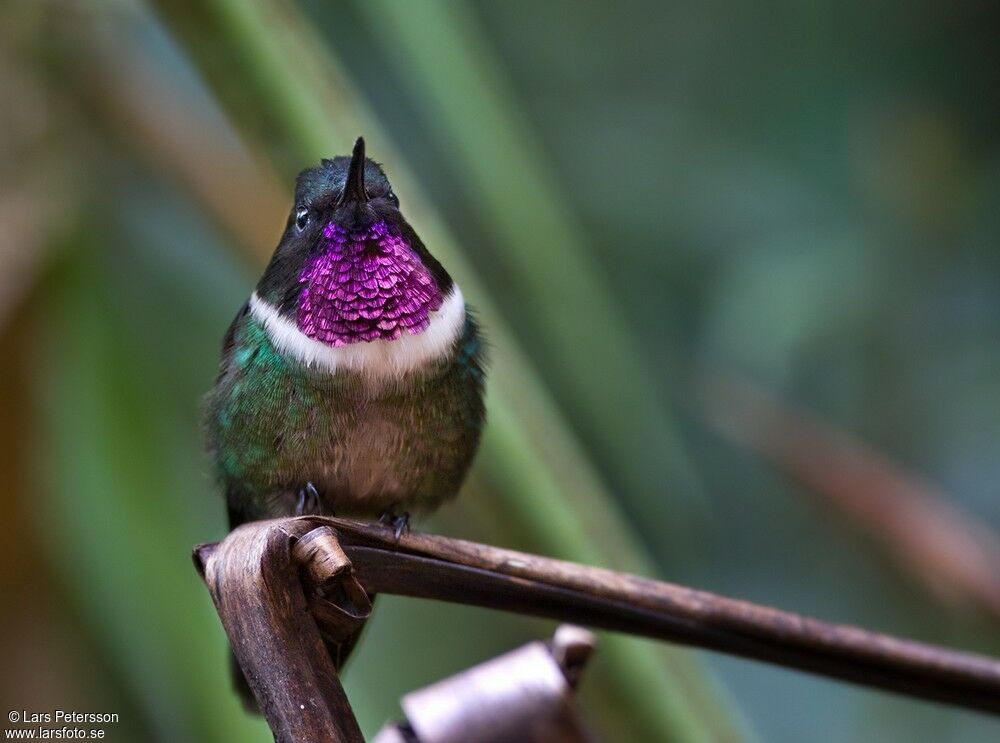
[2,0,1000,741]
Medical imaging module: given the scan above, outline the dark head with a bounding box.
[256,138,453,346]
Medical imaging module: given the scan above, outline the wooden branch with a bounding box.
[195,516,1000,719]
[193,520,368,743]
[374,625,597,742]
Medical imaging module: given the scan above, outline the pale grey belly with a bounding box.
[318,414,415,513]
[298,399,459,516]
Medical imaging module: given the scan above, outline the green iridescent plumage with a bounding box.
[206,309,485,524]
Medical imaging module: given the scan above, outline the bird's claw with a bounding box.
[379,509,410,541]
[296,482,322,515]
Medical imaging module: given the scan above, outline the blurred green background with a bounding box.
[2,0,999,740]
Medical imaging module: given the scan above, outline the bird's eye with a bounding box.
[386,189,399,206]
[294,206,310,232]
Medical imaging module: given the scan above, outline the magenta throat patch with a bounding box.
[296,220,443,346]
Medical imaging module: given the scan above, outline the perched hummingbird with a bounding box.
[205,137,486,537]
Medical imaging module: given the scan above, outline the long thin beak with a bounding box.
[340,136,368,205]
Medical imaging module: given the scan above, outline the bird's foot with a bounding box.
[379,508,410,542]
[295,482,324,516]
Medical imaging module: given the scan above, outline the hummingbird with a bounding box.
[205,137,486,538]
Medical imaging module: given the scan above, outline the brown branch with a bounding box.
[696,371,1000,619]
[197,517,1000,717]
[374,625,597,742]
[194,520,367,743]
